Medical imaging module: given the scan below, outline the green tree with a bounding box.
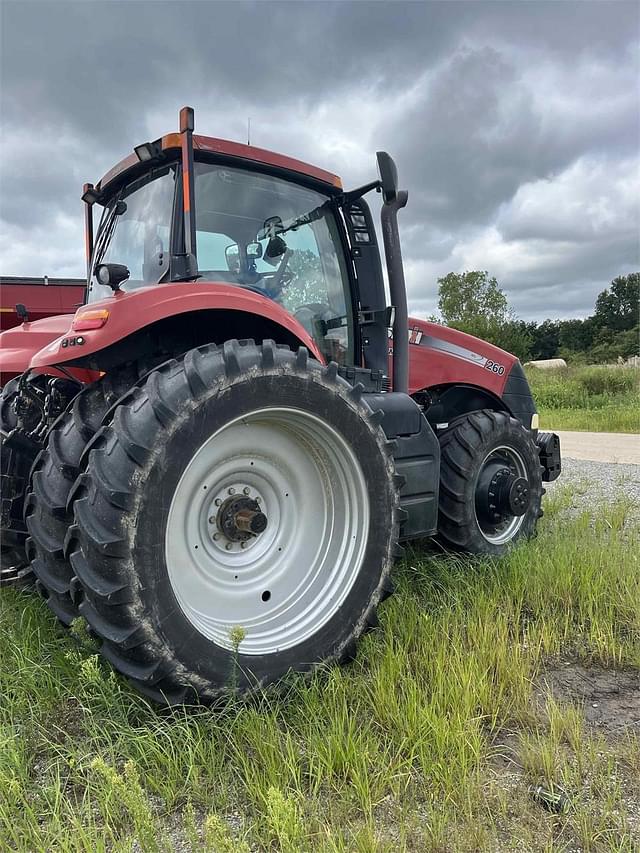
[438,271,510,327]
[279,249,323,313]
[529,319,560,360]
[437,270,531,360]
[593,273,639,332]
[558,317,596,353]
[589,324,640,363]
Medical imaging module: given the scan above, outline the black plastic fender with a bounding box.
[364,392,440,541]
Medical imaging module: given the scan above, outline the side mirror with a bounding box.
[225,244,240,272]
[376,151,399,204]
[246,242,263,261]
[95,263,130,291]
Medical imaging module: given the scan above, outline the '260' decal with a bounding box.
[485,360,505,375]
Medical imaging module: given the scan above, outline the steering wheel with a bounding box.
[267,249,293,297]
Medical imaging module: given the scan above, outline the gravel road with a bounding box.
[554,430,639,464]
[545,433,640,511]
[544,456,640,511]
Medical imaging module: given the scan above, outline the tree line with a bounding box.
[435,271,639,363]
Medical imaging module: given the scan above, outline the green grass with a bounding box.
[537,405,638,433]
[526,364,640,433]
[1,491,639,851]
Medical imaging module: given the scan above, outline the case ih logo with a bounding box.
[387,327,424,345]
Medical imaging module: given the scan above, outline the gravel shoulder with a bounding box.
[545,455,640,513]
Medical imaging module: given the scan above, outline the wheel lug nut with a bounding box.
[213,532,220,541]
[225,543,233,551]
[228,487,235,495]
[215,498,222,507]
[240,541,247,549]
[243,487,250,495]
[209,516,215,524]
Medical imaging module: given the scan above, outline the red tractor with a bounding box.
[0,108,560,704]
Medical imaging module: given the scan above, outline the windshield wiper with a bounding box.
[92,199,127,272]
[259,201,330,240]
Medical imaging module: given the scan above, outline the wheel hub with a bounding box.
[217,495,268,542]
[477,462,531,526]
[503,475,529,516]
[207,482,267,553]
[487,467,530,520]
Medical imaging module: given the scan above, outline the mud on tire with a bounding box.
[68,340,400,705]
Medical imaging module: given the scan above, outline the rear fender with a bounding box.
[419,383,508,428]
[29,282,325,371]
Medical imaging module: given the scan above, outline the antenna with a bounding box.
[247,117,251,146]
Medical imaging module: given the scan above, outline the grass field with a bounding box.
[1,486,639,852]
[526,364,639,433]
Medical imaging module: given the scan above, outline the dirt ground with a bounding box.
[539,662,640,735]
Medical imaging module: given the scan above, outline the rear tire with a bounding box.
[1,378,36,585]
[68,340,400,704]
[25,366,143,623]
[437,409,543,556]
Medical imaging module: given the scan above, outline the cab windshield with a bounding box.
[194,162,353,363]
[88,160,354,363]
[87,165,176,302]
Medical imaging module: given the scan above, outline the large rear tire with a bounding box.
[437,409,543,556]
[24,366,143,624]
[68,340,400,704]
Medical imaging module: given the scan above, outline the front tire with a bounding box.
[68,341,400,704]
[437,410,543,556]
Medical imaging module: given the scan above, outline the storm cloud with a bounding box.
[1,0,638,319]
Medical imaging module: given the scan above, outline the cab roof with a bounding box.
[97,132,343,195]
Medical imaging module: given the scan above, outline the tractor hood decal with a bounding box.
[418,334,488,368]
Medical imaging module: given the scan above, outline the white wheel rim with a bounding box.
[165,407,370,655]
[474,444,528,546]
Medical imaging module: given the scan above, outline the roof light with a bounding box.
[134,142,154,162]
[72,308,110,331]
[81,186,101,204]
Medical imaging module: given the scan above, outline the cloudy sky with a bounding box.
[1,0,638,320]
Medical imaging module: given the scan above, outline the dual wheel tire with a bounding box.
[0,378,34,583]
[24,366,142,623]
[28,341,400,703]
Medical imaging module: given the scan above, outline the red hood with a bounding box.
[0,314,74,380]
[405,317,518,396]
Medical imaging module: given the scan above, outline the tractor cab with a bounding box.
[88,158,355,365]
[82,107,405,386]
